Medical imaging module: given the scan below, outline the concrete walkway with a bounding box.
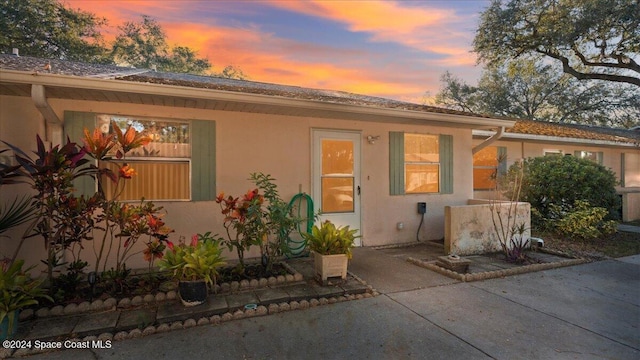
[618,224,640,233]
[21,252,639,359]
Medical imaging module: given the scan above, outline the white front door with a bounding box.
[312,129,362,246]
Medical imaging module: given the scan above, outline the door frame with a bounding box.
[311,128,362,246]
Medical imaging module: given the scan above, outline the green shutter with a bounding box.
[621,153,626,187]
[191,120,216,201]
[63,111,96,197]
[439,134,453,194]
[497,146,507,175]
[389,132,405,195]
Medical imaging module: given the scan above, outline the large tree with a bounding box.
[0,0,109,62]
[474,0,640,87]
[111,15,211,74]
[435,59,640,127]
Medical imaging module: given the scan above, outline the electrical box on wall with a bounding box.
[417,202,427,214]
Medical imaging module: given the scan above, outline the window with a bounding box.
[544,149,563,156]
[575,150,603,164]
[389,132,453,195]
[473,146,506,191]
[101,115,191,201]
[63,111,216,201]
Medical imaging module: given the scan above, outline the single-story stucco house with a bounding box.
[0,54,635,270]
[472,120,640,222]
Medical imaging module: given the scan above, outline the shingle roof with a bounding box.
[0,54,491,119]
[507,119,639,144]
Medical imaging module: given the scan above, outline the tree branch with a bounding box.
[539,50,640,87]
[572,46,640,74]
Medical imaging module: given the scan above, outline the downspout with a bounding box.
[31,84,62,144]
[472,126,505,155]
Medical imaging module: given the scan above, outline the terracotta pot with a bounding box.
[178,280,208,307]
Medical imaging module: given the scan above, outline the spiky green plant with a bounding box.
[302,221,359,259]
[0,196,35,236]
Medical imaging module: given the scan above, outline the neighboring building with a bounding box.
[0,55,514,269]
[473,119,640,221]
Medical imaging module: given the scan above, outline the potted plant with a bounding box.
[0,259,52,340]
[158,232,226,306]
[301,221,358,284]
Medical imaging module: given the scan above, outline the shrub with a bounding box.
[553,200,618,240]
[509,155,620,230]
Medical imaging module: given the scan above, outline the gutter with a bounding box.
[472,126,505,155]
[473,129,639,149]
[31,84,62,143]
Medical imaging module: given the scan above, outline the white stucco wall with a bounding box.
[1,94,476,270]
[445,200,531,256]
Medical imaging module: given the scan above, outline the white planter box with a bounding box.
[314,252,348,284]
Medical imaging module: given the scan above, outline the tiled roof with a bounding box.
[507,119,639,144]
[0,55,491,119]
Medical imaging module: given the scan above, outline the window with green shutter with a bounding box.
[389,132,453,195]
[63,111,216,201]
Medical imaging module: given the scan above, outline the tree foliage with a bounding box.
[510,155,621,229]
[435,59,640,127]
[1,0,244,77]
[0,0,109,62]
[474,0,640,87]
[111,15,211,74]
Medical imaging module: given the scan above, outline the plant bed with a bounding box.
[29,261,301,319]
[408,248,587,282]
[218,262,290,283]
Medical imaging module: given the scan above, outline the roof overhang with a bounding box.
[0,69,514,130]
[473,129,639,149]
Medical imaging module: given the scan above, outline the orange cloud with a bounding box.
[63,0,480,101]
[268,0,477,65]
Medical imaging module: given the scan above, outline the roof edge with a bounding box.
[473,129,639,148]
[1,69,515,129]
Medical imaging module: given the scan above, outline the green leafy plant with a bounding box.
[302,221,358,259]
[249,173,301,272]
[510,155,621,229]
[216,173,301,273]
[4,135,99,283]
[51,259,88,302]
[158,233,226,287]
[552,200,618,240]
[215,189,264,272]
[0,259,52,338]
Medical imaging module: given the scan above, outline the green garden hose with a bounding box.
[286,193,314,257]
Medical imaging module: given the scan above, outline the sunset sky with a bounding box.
[66,0,491,103]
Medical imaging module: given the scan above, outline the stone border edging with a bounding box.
[6,278,378,358]
[20,265,305,321]
[407,257,589,282]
